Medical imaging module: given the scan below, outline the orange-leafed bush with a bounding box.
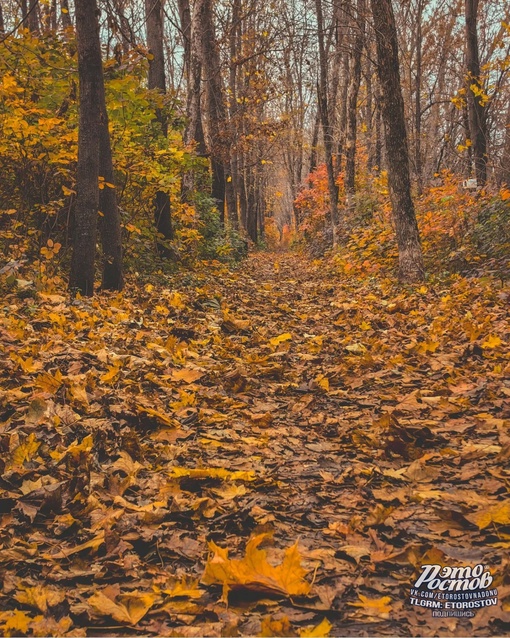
[294,165,331,239]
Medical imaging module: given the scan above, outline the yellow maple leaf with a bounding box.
[35,369,63,393]
[300,618,333,637]
[8,433,40,470]
[15,586,65,613]
[259,615,293,636]
[171,368,204,383]
[269,332,292,347]
[101,363,122,384]
[16,356,41,373]
[0,610,33,635]
[88,591,156,625]
[201,533,311,597]
[349,594,392,616]
[314,374,329,392]
[160,577,204,599]
[482,334,502,349]
[137,405,177,427]
[168,291,186,310]
[469,502,510,529]
[168,467,255,482]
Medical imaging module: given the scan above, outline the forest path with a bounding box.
[1,251,508,636]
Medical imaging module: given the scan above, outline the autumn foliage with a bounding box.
[1,2,510,637]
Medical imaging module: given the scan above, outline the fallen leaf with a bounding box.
[88,590,156,625]
[201,533,311,597]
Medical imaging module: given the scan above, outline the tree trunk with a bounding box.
[98,85,124,290]
[345,0,365,209]
[315,0,339,246]
[145,0,174,254]
[70,0,102,295]
[246,171,257,243]
[28,0,40,33]
[0,4,5,33]
[309,107,320,183]
[194,0,229,224]
[111,0,134,55]
[465,0,487,186]
[369,0,425,283]
[500,104,510,187]
[414,0,424,194]
[60,0,72,29]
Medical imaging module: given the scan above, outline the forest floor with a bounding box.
[0,251,509,637]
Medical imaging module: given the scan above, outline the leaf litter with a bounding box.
[0,253,509,636]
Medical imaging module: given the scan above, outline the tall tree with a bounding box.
[413,0,424,194]
[60,0,72,29]
[194,0,229,224]
[314,0,339,246]
[345,0,366,209]
[178,0,206,201]
[145,0,174,256]
[98,92,124,290]
[465,0,487,186]
[70,0,103,295]
[70,0,124,294]
[27,0,40,33]
[369,0,425,283]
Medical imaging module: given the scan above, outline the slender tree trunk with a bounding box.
[195,0,229,224]
[500,104,510,187]
[98,86,124,290]
[0,4,5,33]
[145,0,174,255]
[465,0,487,186]
[414,0,424,194]
[41,0,56,31]
[373,100,382,173]
[246,171,257,242]
[309,107,320,182]
[179,0,205,150]
[335,49,350,175]
[345,0,365,209]
[70,0,102,295]
[28,0,40,33]
[111,0,133,55]
[60,0,72,29]
[226,0,241,229]
[315,0,339,246]
[462,102,473,175]
[369,0,425,283]
[179,0,206,201]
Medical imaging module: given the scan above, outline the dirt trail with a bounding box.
[162,252,508,636]
[1,252,509,636]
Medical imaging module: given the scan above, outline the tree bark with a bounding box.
[145,0,174,255]
[500,104,510,187]
[70,0,102,295]
[414,0,424,194]
[465,0,487,186]
[60,0,72,29]
[111,0,134,55]
[315,0,339,246]
[98,82,124,290]
[370,0,425,283]
[28,0,40,33]
[345,0,365,209]
[194,0,229,224]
